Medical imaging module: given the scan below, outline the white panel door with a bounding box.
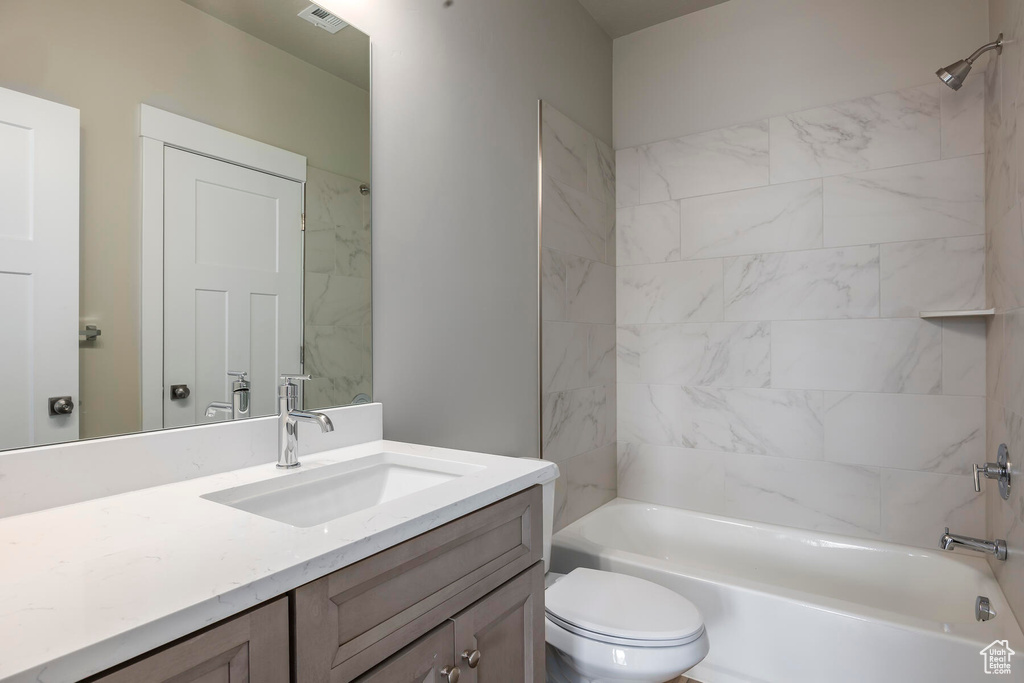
[163,148,302,428]
[0,86,79,449]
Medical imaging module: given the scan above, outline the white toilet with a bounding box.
[540,486,709,683]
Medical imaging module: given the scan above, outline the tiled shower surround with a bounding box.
[616,80,988,548]
[540,104,617,531]
[303,166,372,409]
[986,0,1024,630]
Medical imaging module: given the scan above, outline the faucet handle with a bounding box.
[280,373,311,383]
[973,464,984,492]
[227,370,248,380]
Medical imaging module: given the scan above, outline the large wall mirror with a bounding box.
[0,0,372,451]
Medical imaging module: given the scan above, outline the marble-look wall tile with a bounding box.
[306,167,364,228]
[617,442,726,514]
[588,324,616,386]
[304,325,372,407]
[304,227,336,274]
[879,235,986,317]
[824,392,984,474]
[985,54,1018,224]
[723,246,880,321]
[941,72,985,159]
[542,386,612,464]
[564,443,617,525]
[617,201,681,265]
[880,469,984,548]
[335,221,372,279]
[638,121,769,203]
[988,202,1024,311]
[942,319,986,397]
[541,248,567,321]
[543,176,609,263]
[541,106,615,520]
[723,454,881,536]
[771,319,942,393]
[542,321,588,393]
[588,137,616,208]
[305,273,371,327]
[823,155,985,247]
[678,180,822,260]
[617,385,823,460]
[616,147,639,209]
[988,313,1005,406]
[986,400,1024,615]
[769,84,941,183]
[1002,308,1024,421]
[303,376,337,410]
[616,325,641,384]
[638,322,770,388]
[617,259,723,324]
[565,255,615,324]
[542,103,591,194]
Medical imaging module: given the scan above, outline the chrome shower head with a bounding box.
[936,59,973,91]
[937,33,1003,90]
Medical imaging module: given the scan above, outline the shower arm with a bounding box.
[966,35,1004,64]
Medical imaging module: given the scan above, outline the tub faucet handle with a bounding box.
[974,444,1012,500]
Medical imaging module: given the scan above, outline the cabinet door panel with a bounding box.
[453,563,545,683]
[354,622,455,683]
[89,598,288,683]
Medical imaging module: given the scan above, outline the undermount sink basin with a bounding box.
[202,452,485,528]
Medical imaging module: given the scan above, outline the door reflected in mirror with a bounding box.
[0,0,371,451]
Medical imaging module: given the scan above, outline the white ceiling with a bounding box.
[577,0,730,38]
[181,0,370,91]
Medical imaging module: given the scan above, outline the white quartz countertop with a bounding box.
[0,440,557,683]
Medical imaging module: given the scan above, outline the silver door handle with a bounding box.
[48,396,74,416]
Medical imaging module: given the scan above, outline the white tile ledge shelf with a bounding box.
[919,308,995,319]
[0,439,558,683]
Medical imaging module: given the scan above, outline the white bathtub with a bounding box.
[550,499,1024,683]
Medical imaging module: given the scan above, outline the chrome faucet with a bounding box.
[974,443,1012,500]
[206,370,251,420]
[277,374,334,469]
[940,527,1007,561]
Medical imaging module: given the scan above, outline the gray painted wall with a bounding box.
[321,0,612,458]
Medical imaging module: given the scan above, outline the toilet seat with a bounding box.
[545,568,705,647]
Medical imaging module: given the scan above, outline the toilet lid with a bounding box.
[545,568,704,645]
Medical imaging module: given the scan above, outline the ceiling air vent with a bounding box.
[297,4,348,34]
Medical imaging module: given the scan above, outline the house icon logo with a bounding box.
[980,640,1015,675]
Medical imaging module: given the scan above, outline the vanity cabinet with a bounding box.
[294,485,543,681]
[355,563,544,683]
[84,486,544,683]
[88,598,289,683]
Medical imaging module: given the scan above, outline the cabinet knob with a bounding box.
[440,665,460,683]
[461,649,481,668]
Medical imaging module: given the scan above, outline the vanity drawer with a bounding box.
[293,485,542,682]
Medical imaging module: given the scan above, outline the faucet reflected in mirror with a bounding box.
[205,371,251,420]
